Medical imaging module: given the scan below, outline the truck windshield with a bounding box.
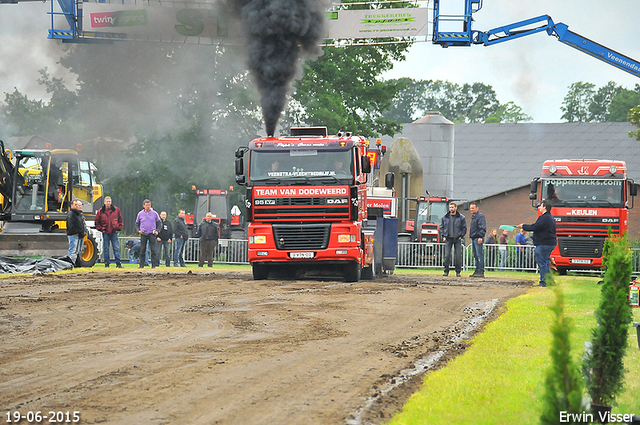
[542,179,624,207]
[249,150,354,185]
[196,195,228,222]
[416,201,448,226]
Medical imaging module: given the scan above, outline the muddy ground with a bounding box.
[0,269,530,425]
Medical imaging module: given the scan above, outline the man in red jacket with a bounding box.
[95,196,124,268]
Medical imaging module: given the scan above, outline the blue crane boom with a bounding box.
[432,0,640,79]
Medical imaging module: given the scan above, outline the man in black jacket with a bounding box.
[468,202,487,278]
[196,212,219,267]
[440,201,467,277]
[156,211,173,267]
[517,199,557,287]
[66,199,86,264]
[173,209,188,267]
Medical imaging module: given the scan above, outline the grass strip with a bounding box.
[385,275,640,424]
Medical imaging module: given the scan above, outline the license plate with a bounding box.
[570,259,592,264]
[289,252,315,259]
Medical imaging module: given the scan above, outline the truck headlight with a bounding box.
[250,235,267,244]
[338,234,355,243]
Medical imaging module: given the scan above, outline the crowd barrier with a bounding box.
[106,237,249,265]
[101,238,640,274]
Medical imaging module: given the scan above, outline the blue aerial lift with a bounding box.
[432,0,640,78]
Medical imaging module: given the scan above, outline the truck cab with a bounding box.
[235,127,373,281]
[529,159,637,274]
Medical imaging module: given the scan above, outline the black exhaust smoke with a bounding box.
[223,0,325,136]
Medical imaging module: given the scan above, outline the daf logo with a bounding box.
[327,198,348,204]
[602,218,619,223]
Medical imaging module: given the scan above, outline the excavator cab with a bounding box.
[0,148,102,267]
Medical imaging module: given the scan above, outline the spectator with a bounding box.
[95,196,124,268]
[499,229,509,271]
[485,228,498,271]
[135,199,161,269]
[468,202,486,278]
[440,201,467,277]
[125,239,150,265]
[196,212,219,267]
[156,211,173,267]
[66,199,86,264]
[517,199,557,287]
[516,229,527,271]
[173,209,188,267]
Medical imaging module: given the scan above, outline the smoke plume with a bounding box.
[224,0,326,136]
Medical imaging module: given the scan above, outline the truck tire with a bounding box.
[76,233,98,268]
[344,261,361,282]
[361,252,375,280]
[252,263,269,280]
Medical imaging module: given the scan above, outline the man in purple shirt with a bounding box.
[135,199,161,268]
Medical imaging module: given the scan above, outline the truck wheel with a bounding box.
[361,252,375,280]
[344,262,361,282]
[252,263,269,280]
[76,233,98,268]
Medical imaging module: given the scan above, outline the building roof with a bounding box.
[383,121,640,202]
[454,122,640,201]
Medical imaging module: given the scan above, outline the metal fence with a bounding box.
[100,238,640,274]
[397,243,538,272]
[101,237,249,265]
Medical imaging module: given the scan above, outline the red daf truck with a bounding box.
[234,127,375,281]
[529,159,638,274]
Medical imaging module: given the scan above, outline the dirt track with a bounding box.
[0,270,529,425]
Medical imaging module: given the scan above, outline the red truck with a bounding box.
[529,159,638,274]
[234,127,375,281]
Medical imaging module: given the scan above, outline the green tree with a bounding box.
[286,43,407,137]
[1,88,50,136]
[561,82,596,122]
[583,234,633,408]
[382,77,427,123]
[628,105,640,140]
[485,101,532,123]
[607,87,640,122]
[383,78,523,123]
[589,81,623,122]
[1,42,263,211]
[540,282,585,425]
[460,82,500,123]
[421,79,465,121]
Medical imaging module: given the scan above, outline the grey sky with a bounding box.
[1,0,639,123]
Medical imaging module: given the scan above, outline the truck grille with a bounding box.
[253,197,350,222]
[557,236,605,258]
[273,224,331,250]
[556,216,619,236]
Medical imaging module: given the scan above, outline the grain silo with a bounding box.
[410,112,454,198]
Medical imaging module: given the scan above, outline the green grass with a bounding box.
[385,275,640,425]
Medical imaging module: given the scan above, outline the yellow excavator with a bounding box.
[0,141,102,267]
